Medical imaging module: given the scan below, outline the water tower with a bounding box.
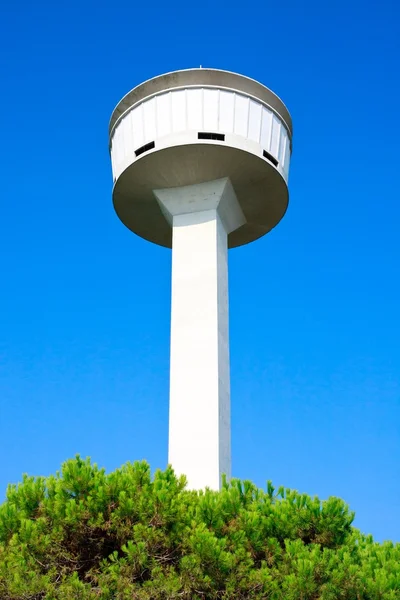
[109,68,292,490]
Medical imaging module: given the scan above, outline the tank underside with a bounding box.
[112,143,289,249]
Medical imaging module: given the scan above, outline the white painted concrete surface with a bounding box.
[154,179,245,490]
[110,87,291,183]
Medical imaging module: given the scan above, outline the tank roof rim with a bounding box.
[109,67,293,137]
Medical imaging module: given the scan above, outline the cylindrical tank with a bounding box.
[109,68,292,248]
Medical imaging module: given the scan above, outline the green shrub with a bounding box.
[0,456,398,599]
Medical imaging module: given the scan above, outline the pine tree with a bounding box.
[0,456,398,599]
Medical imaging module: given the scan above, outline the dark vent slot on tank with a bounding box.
[135,141,155,157]
[198,132,225,141]
[263,150,279,167]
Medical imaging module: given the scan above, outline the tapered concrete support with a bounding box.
[154,178,246,490]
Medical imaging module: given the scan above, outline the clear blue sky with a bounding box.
[0,0,399,542]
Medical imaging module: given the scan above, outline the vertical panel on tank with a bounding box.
[278,128,287,170]
[131,105,144,151]
[270,114,281,158]
[110,133,117,179]
[122,112,134,160]
[203,89,219,131]
[110,132,118,172]
[260,107,273,150]
[219,91,234,133]
[248,99,262,143]
[283,135,291,178]
[156,92,171,138]
[113,127,123,172]
[234,93,249,138]
[171,90,186,133]
[143,98,157,143]
[187,88,203,130]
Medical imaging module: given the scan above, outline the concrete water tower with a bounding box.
[109,68,292,491]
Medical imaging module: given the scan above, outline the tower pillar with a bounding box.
[154,178,245,490]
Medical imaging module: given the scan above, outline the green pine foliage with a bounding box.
[0,456,398,599]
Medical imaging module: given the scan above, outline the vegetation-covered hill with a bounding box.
[0,456,398,599]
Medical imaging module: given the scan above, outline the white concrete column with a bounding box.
[153,178,245,490]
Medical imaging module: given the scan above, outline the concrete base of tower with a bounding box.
[153,178,245,490]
